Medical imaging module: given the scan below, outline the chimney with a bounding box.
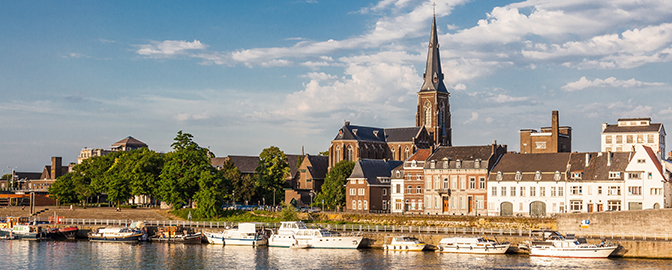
[602,123,607,132]
[344,120,350,126]
[51,157,62,179]
[607,151,612,166]
[551,111,559,152]
[585,153,590,167]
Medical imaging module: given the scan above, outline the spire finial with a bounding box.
[432,0,436,16]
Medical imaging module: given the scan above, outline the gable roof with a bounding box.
[225,155,260,174]
[333,124,425,143]
[567,152,631,181]
[643,145,664,176]
[305,155,329,179]
[349,159,403,185]
[384,127,423,142]
[427,145,493,162]
[112,136,147,147]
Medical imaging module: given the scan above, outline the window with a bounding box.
[416,174,422,180]
[637,135,644,143]
[554,171,561,181]
[456,160,462,169]
[570,200,583,211]
[358,200,362,210]
[382,200,387,210]
[616,135,623,143]
[558,187,564,197]
[427,178,432,190]
[460,196,465,209]
[511,186,517,197]
[383,188,388,196]
[411,200,416,210]
[608,200,621,211]
[608,186,621,196]
[406,174,412,181]
[571,172,582,179]
[474,159,481,169]
[629,173,641,179]
[570,186,582,195]
[364,200,368,210]
[469,177,476,189]
[651,188,662,195]
[479,177,486,189]
[352,200,356,210]
[358,179,365,184]
[551,187,556,197]
[627,135,633,143]
[598,186,602,195]
[520,186,526,197]
[540,187,546,197]
[535,142,547,149]
[559,202,565,212]
[407,185,412,194]
[451,177,457,189]
[418,200,423,210]
[443,178,449,189]
[515,171,522,181]
[648,134,655,143]
[476,196,484,209]
[416,185,422,194]
[628,186,641,195]
[530,187,536,197]
[609,172,621,179]
[535,171,542,181]
[443,160,448,169]
[496,171,503,181]
[430,160,435,169]
[451,196,456,209]
[350,188,356,195]
[648,172,653,179]
[350,179,357,185]
[637,159,646,164]
[395,199,402,210]
[492,186,497,196]
[460,177,466,190]
[435,196,440,208]
[501,187,507,196]
[606,135,612,144]
[346,146,354,161]
[405,200,410,211]
[395,184,401,194]
[358,188,365,195]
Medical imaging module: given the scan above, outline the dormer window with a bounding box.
[373,130,379,137]
[571,172,583,179]
[411,160,417,168]
[609,171,621,179]
[430,160,436,169]
[443,160,448,169]
[515,171,522,181]
[496,171,503,181]
[474,159,481,169]
[396,171,401,178]
[554,171,561,181]
[352,129,358,136]
[456,159,462,169]
[535,171,542,181]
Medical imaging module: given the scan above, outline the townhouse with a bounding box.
[345,159,402,213]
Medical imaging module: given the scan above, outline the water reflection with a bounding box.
[1,241,672,270]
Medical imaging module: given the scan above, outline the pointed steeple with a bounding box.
[420,15,448,93]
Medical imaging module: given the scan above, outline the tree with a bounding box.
[318,150,329,156]
[126,149,163,204]
[255,146,290,205]
[49,173,78,204]
[221,159,255,202]
[315,160,355,210]
[1,174,11,180]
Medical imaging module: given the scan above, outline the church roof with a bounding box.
[112,136,147,147]
[333,124,423,143]
[419,15,448,93]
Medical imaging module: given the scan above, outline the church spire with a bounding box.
[419,14,448,93]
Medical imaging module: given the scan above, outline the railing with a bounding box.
[41,218,672,242]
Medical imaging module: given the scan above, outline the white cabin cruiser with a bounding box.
[436,237,510,254]
[268,221,362,249]
[383,236,426,251]
[526,231,617,258]
[205,222,268,246]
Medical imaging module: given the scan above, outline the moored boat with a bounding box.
[89,222,147,242]
[526,231,617,258]
[0,224,49,240]
[435,237,510,254]
[151,225,202,244]
[205,222,267,246]
[383,236,426,251]
[47,226,79,240]
[268,221,362,249]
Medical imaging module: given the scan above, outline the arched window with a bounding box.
[391,147,396,160]
[335,146,341,162]
[439,102,444,129]
[424,101,432,127]
[404,147,410,160]
[346,145,353,161]
[535,171,542,181]
[554,171,561,181]
[515,171,522,181]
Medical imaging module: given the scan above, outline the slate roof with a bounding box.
[333,124,423,143]
[14,172,42,180]
[602,123,663,133]
[306,155,329,179]
[225,155,260,174]
[567,152,631,182]
[490,153,572,182]
[349,159,403,185]
[286,155,302,178]
[112,136,148,147]
[424,145,494,169]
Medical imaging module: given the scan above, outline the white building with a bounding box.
[390,164,405,214]
[565,152,631,213]
[622,145,668,209]
[601,117,666,159]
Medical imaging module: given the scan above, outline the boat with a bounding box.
[435,237,510,254]
[47,226,79,240]
[0,224,49,240]
[526,230,617,258]
[383,236,426,251]
[268,221,363,249]
[151,225,202,244]
[205,222,268,246]
[88,222,147,242]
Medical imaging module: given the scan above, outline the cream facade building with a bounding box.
[601,118,666,159]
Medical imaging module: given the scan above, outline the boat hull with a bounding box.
[150,235,202,244]
[436,243,510,254]
[205,232,267,246]
[88,233,143,242]
[529,246,617,258]
[269,236,362,249]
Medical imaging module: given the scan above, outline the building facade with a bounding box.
[400,149,432,214]
[520,111,572,154]
[345,159,402,213]
[601,117,666,159]
[284,155,329,207]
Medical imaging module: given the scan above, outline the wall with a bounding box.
[557,209,672,238]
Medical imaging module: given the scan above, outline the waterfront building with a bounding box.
[622,145,669,209]
[424,143,507,216]
[345,159,402,213]
[390,164,405,214]
[519,111,572,154]
[284,154,329,207]
[600,117,666,159]
[400,149,432,214]
[488,153,571,217]
[565,151,631,213]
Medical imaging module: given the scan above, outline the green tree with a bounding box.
[1,174,11,180]
[315,160,355,210]
[255,146,290,205]
[126,149,163,204]
[220,159,255,203]
[318,150,329,156]
[48,173,78,204]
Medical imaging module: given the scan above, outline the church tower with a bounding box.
[416,14,451,146]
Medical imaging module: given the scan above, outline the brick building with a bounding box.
[520,111,572,154]
[345,159,402,213]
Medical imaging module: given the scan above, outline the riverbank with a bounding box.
[0,206,175,221]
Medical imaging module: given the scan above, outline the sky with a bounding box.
[1,0,671,172]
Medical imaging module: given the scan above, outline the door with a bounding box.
[443,197,450,212]
[587,204,594,213]
[500,202,513,216]
[529,201,546,217]
[597,204,603,212]
[468,196,473,213]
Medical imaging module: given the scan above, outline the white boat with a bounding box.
[436,237,510,254]
[383,236,426,251]
[268,221,363,249]
[205,222,268,246]
[0,224,49,240]
[88,223,147,242]
[527,231,617,258]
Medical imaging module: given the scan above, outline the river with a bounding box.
[1,241,670,269]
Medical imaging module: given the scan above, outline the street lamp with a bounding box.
[310,190,315,208]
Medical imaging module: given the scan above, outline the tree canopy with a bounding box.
[255,146,290,205]
[315,160,355,210]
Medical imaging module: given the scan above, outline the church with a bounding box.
[329,15,452,169]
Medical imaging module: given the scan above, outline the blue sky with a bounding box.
[2,0,671,172]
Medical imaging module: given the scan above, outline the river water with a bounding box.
[0,240,670,269]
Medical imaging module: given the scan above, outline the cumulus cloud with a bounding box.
[299,72,339,82]
[463,112,479,124]
[136,40,206,57]
[562,76,665,91]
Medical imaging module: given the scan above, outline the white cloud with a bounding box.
[260,59,293,67]
[659,107,672,115]
[562,76,665,91]
[299,72,339,82]
[463,112,479,124]
[453,83,467,91]
[486,94,530,104]
[136,40,206,57]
